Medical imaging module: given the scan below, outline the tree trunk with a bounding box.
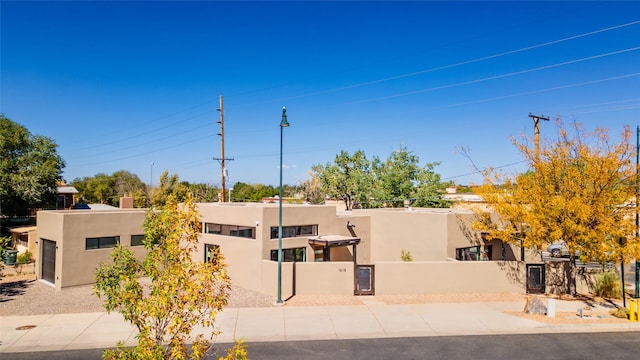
[568,254,577,295]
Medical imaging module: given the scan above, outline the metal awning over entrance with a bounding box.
[308,235,360,262]
[308,235,360,247]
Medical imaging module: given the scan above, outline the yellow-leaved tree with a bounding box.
[94,193,246,359]
[475,121,640,293]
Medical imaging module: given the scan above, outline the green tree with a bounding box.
[372,146,450,208]
[0,114,65,217]
[412,162,451,208]
[312,150,374,210]
[113,170,147,204]
[73,171,147,207]
[297,171,325,204]
[187,183,220,203]
[312,148,450,210]
[150,171,189,207]
[475,122,640,293]
[94,194,245,359]
[231,182,278,202]
[73,173,115,205]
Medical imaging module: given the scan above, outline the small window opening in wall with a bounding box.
[86,236,120,250]
[205,243,220,264]
[270,225,318,239]
[131,235,145,246]
[204,223,255,239]
[456,246,481,261]
[270,247,306,262]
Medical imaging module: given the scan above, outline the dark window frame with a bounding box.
[86,236,120,250]
[270,225,318,239]
[203,223,256,239]
[456,245,481,261]
[131,234,145,246]
[270,247,307,262]
[204,243,220,264]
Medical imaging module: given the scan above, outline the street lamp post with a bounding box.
[149,162,155,207]
[277,107,289,304]
[150,162,155,188]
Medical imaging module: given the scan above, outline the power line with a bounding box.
[353,47,640,103]
[271,20,640,102]
[73,134,212,167]
[442,161,530,181]
[66,110,212,152]
[62,21,640,160]
[67,20,640,148]
[433,73,640,110]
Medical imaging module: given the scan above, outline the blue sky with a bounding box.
[2,1,639,187]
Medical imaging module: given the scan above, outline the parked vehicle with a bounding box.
[547,242,580,258]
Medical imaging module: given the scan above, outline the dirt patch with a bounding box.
[1,273,36,284]
[375,292,527,304]
[285,292,527,306]
[286,295,365,306]
[508,311,629,324]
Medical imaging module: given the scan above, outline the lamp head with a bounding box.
[280,107,290,127]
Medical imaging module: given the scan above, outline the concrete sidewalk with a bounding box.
[1,299,639,353]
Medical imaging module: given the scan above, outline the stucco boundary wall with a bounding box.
[261,260,355,297]
[260,260,525,297]
[261,260,294,300]
[374,261,526,295]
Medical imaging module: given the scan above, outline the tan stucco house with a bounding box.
[34,199,536,296]
[36,207,148,290]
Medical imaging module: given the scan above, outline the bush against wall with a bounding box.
[593,270,621,299]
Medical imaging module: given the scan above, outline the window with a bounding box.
[456,246,481,261]
[204,244,220,264]
[270,247,306,262]
[131,235,145,246]
[270,225,318,239]
[203,223,255,239]
[16,233,29,248]
[484,245,493,261]
[204,223,222,234]
[86,236,120,250]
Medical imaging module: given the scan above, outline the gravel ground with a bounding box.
[0,274,276,316]
[1,274,628,326]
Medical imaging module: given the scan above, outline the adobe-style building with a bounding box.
[34,200,541,296]
[194,203,531,298]
[35,196,147,290]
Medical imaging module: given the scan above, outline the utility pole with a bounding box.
[622,126,640,300]
[522,113,550,262]
[213,96,234,202]
[528,113,550,163]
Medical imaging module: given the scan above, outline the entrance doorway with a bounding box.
[526,264,545,294]
[41,239,56,284]
[355,265,375,295]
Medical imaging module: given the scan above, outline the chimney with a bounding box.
[119,194,134,209]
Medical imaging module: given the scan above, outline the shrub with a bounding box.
[610,307,629,319]
[400,249,413,262]
[17,251,33,264]
[0,236,11,255]
[593,270,621,299]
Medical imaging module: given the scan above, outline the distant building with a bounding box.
[56,184,79,210]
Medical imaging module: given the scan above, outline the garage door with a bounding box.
[42,239,56,284]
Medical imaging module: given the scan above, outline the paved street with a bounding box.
[2,332,639,360]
